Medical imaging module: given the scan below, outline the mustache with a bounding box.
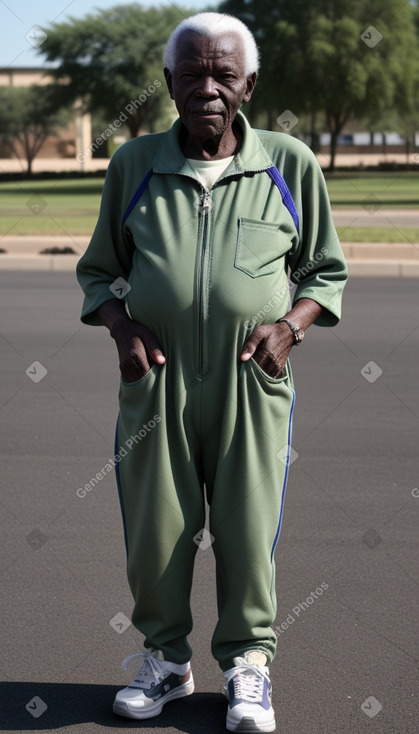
[189,106,224,114]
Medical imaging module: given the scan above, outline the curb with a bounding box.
[346,260,419,277]
[0,255,79,271]
[0,254,419,277]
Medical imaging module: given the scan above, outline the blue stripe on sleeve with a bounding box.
[266,166,300,235]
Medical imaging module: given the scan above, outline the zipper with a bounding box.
[196,188,212,376]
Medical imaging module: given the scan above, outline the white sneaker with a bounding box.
[113,649,194,719]
[224,651,276,732]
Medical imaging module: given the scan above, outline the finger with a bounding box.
[240,325,267,361]
[138,327,166,364]
[149,347,166,365]
[119,352,150,381]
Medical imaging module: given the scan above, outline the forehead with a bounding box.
[175,30,245,69]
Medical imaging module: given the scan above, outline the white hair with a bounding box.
[163,12,260,77]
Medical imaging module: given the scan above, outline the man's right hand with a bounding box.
[96,299,165,383]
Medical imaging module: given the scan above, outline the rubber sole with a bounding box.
[226,713,276,732]
[113,677,195,720]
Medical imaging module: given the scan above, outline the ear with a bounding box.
[164,67,174,100]
[243,72,257,103]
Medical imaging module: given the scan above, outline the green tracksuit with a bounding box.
[77,110,347,671]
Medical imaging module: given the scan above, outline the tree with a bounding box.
[219,0,419,170]
[0,85,70,176]
[38,3,189,138]
[303,0,419,170]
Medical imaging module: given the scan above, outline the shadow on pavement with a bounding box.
[0,683,227,732]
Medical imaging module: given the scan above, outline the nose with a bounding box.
[196,76,218,98]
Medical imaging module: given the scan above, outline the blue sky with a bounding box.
[0,0,213,68]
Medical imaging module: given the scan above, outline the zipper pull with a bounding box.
[199,190,211,214]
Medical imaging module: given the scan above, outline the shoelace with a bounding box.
[231,663,270,704]
[122,651,163,689]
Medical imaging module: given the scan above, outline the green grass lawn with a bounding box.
[0,172,418,240]
[336,227,419,243]
[0,179,103,237]
[325,171,419,208]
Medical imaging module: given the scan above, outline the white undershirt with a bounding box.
[186,156,234,189]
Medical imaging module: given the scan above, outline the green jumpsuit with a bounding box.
[77,111,347,672]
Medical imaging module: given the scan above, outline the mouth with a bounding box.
[190,109,223,117]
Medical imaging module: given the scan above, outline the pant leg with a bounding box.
[202,358,295,671]
[115,363,205,664]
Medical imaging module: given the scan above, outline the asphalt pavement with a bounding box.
[0,273,418,734]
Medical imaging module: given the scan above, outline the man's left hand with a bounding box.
[241,322,294,379]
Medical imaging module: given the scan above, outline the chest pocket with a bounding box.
[235,218,292,278]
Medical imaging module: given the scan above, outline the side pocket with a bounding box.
[235,218,292,278]
[250,357,289,385]
[120,365,156,389]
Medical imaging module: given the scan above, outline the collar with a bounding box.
[152,110,273,176]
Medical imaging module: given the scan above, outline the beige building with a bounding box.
[0,67,92,164]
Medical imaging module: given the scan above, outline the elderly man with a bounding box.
[77,11,347,733]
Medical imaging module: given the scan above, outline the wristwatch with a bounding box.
[278,318,305,346]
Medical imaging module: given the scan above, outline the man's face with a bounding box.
[165,31,256,141]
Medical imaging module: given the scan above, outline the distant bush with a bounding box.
[39,246,76,254]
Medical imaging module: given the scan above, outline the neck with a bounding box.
[180,121,243,160]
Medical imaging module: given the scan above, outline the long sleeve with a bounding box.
[76,152,135,326]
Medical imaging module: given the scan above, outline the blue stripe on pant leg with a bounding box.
[114,415,129,557]
[270,388,296,560]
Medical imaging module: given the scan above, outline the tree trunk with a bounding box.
[327,111,348,172]
[329,130,337,172]
[405,136,410,162]
[24,132,33,178]
[310,109,319,152]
